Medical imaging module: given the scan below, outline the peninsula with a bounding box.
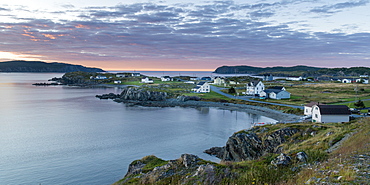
[0,60,105,72]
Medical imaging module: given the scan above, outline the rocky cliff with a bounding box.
[205,127,300,162]
[118,87,168,101]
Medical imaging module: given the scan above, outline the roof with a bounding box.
[270,86,284,90]
[316,105,351,115]
[197,81,206,85]
[264,89,282,94]
[249,80,261,86]
[305,102,325,107]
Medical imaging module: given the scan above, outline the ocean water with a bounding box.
[0,73,275,185]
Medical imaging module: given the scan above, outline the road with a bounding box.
[210,85,304,109]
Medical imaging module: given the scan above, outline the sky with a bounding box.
[0,0,369,71]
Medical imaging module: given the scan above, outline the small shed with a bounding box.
[312,105,351,123]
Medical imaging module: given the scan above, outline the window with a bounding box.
[315,114,318,118]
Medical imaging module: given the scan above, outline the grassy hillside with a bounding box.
[214,65,370,77]
[114,118,370,185]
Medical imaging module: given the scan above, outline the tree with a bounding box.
[228,87,236,94]
[354,100,365,108]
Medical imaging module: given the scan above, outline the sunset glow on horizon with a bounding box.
[1,0,370,70]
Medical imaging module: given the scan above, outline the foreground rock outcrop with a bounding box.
[205,127,300,162]
[115,154,235,185]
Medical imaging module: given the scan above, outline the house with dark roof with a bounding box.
[160,76,172,82]
[311,105,351,123]
[260,89,290,100]
[246,80,265,96]
[192,82,210,93]
[304,102,325,115]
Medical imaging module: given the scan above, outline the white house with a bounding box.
[229,81,239,85]
[141,77,154,83]
[116,74,126,78]
[193,82,210,93]
[95,75,107,80]
[161,76,172,82]
[213,77,226,85]
[246,80,265,96]
[341,79,352,83]
[286,76,304,81]
[131,73,141,77]
[114,80,122,84]
[311,105,351,123]
[356,78,369,84]
[304,102,325,116]
[190,77,199,81]
[260,89,290,100]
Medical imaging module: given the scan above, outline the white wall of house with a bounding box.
[246,81,265,96]
[342,79,352,83]
[141,77,153,83]
[193,82,210,93]
[214,77,225,85]
[161,77,172,81]
[199,82,210,93]
[304,106,313,115]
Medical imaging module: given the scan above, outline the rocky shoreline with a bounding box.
[96,93,301,123]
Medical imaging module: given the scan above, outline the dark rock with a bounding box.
[296,151,308,163]
[223,132,264,161]
[263,127,300,153]
[177,95,201,102]
[204,147,225,158]
[181,154,200,168]
[271,153,292,167]
[119,87,167,101]
[96,93,120,99]
[206,127,300,162]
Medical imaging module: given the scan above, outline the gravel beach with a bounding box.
[115,99,302,123]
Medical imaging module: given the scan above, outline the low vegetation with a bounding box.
[115,118,369,185]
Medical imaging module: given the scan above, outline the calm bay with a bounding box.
[0,73,276,185]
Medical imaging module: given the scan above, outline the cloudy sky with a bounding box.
[0,0,369,71]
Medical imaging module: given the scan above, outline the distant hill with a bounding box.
[214,65,370,77]
[0,61,105,73]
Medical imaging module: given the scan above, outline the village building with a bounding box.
[94,75,107,80]
[131,73,141,77]
[356,78,369,84]
[263,74,274,81]
[141,77,154,83]
[260,89,290,100]
[286,76,304,81]
[192,82,210,93]
[160,76,172,82]
[341,78,352,83]
[304,102,325,116]
[213,77,226,85]
[246,80,265,96]
[269,86,286,91]
[311,105,351,123]
[114,80,122,84]
[201,77,212,81]
[116,74,127,78]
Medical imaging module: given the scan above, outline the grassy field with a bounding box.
[259,82,370,107]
